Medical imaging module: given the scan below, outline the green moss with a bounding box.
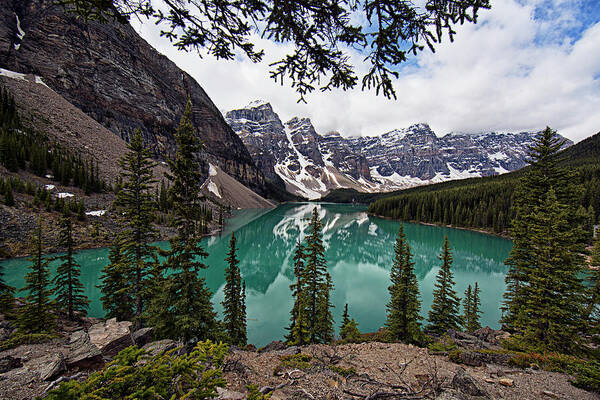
[427,335,457,352]
[327,365,356,377]
[273,353,313,375]
[448,349,463,364]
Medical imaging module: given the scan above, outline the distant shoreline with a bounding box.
[368,213,512,240]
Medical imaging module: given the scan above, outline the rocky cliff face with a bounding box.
[226,101,573,199]
[225,102,374,199]
[0,0,265,193]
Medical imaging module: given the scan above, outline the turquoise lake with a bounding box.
[1,203,513,346]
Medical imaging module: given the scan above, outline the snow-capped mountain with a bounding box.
[225,101,573,199]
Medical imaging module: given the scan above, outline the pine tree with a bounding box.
[471,282,482,332]
[53,215,89,320]
[501,128,587,353]
[287,239,309,345]
[427,236,461,335]
[18,220,55,333]
[0,262,15,316]
[587,236,600,331]
[222,232,247,346]
[339,304,361,344]
[520,190,586,352]
[462,283,482,333]
[386,225,422,344]
[303,207,334,343]
[147,99,219,343]
[4,182,14,206]
[341,303,350,328]
[114,129,158,330]
[99,236,135,321]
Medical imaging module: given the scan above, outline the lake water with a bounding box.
[1,203,512,346]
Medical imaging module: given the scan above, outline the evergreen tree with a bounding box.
[341,303,350,328]
[587,236,600,331]
[501,128,587,353]
[53,215,89,320]
[221,232,247,346]
[519,190,586,352]
[99,236,135,321]
[427,236,461,335]
[147,99,219,343]
[462,285,472,331]
[114,129,158,330]
[462,283,482,333]
[303,207,334,343]
[286,239,309,345]
[4,182,14,206]
[386,224,422,344]
[0,262,15,316]
[339,304,361,343]
[18,220,55,333]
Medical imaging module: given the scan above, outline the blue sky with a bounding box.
[134,0,600,142]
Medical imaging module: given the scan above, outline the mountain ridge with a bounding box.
[226,100,573,199]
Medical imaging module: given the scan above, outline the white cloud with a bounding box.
[132,0,600,142]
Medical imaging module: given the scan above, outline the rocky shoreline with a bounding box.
[1,311,597,400]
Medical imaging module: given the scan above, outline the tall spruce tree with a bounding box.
[386,224,422,344]
[147,99,219,343]
[501,127,587,353]
[520,190,586,352]
[587,236,600,331]
[115,129,158,330]
[0,262,15,316]
[339,304,361,343]
[53,215,89,320]
[303,207,334,343]
[18,220,55,333]
[287,239,309,345]
[427,236,461,335]
[99,236,135,321]
[462,283,482,333]
[222,232,247,346]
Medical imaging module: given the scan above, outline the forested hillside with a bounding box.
[366,131,600,233]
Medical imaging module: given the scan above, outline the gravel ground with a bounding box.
[221,342,600,400]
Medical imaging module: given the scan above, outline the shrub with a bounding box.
[427,335,457,353]
[448,349,463,364]
[327,365,356,377]
[42,341,228,399]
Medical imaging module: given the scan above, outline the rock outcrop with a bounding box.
[0,0,266,196]
[88,318,134,358]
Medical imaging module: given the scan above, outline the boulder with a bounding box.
[65,330,103,369]
[88,318,134,358]
[499,378,514,387]
[39,353,66,381]
[132,327,154,347]
[473,327,510,345]
[216,387,245,400]
[142,339,178,357]
[0,355,22,373]
[259,341,287,353]
[452,367,490,398]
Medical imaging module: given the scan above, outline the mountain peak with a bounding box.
[245,100,271,109]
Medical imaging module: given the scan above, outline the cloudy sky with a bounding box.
[132,0,600,142]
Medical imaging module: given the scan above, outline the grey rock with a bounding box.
[88,318,134,358]
[39,353,66,381]
[132,327,154,347]
[259,340,287,353]
[452,367,490,398]
[0,0,267,196]
[65,330,103,370]
[0,355,22,373]
[142,339,178,357]
[216,387,246,400]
